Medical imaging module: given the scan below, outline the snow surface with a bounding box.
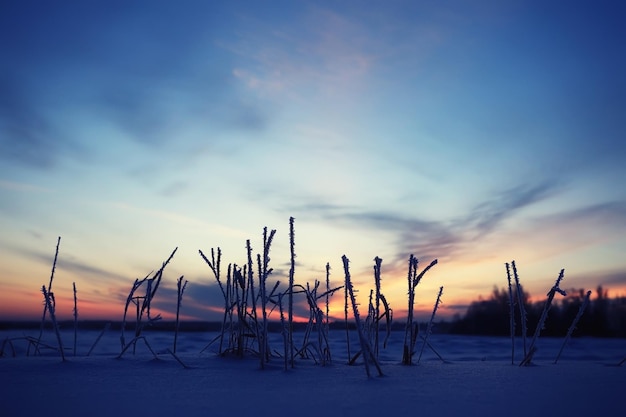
[1,328,624,417]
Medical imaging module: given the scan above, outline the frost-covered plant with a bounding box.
[1,337,17,357]
[293,280,342,366]
[372,257,382,357]
[199,247,227,353]
[200,227,283,366]
[278,292,289,370]
[118,336,158,360]
[521,268,566,366]
[41,285,65,362]
[72,282,78,356]
[402,255,437,365]
[554,290,591,364]
[258,227,276,368]
[120,247,177,353]
[87,322,110,356]
[33,236,61,356]
[417,286,443,364]
[363,257,392,359]
[173,275,188,354]
[324,262,331,354]
[344,260,352,362]
[287,216,296,368]
[342,255,383,377]
[512,261,527,356]
[505,263,515,364]
[341,255,383,377]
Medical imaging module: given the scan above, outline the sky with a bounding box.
[1,0,625,323]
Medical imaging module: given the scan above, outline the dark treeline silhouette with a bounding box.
[448,285,626,337]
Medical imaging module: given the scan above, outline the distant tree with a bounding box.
[449,285,626,337]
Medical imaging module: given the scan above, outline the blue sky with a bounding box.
[1,1,625,321]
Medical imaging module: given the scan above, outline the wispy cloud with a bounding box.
[538,200,626,226]
[286,181,562,270]
[14,247,128,285]
[465,183,558,237]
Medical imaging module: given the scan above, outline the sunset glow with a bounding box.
[1,1,625,323]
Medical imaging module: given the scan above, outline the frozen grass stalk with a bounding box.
[120,248,177,353]
[512,261,527,356]
[403,255,438,365]
[199,248,226,354]
[521,268,566,366]
[41,286,65,362]
[87,322,110,356]
[554,290,591,364]
[325,262,331,353]
[246,241,257,355]
[342,255,383,377]
[373,257,382,358]
[402,255,418,365]
[417,286,443,364]
[278,292,289,370]
[505,263,515,364]
[295,280,337,365]
[259,227,276,368]
[173,275,188,354]
[344,260,351,362]
[73,282,78,356]
[36,236,61,352]
[288,216,296,368]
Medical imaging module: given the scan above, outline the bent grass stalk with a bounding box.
[199,247,226,354]
[342,255,383,377]
[87,322,111,356]
[403,256,438,365]
[41,286,65,362]
[120,248,177,354]
[35,236,61,355]
[203,226,282,365]
[554,290,591,364]
[417,286,443,364]
[521,268,566,366]
[294,280,341,365]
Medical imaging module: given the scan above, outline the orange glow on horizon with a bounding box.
[2,280,626,322]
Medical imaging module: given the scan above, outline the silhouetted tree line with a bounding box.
[448,285,626,337]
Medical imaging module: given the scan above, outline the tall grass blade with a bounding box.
[505,263,515,364]
[554,290,591,364]
[418,286,443,364]
[73,281,78,356]
[41,286,65,362]
[521,268,566,366]
[512,261,527,356]
[36,236,61,353]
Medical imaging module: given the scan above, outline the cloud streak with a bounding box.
[287,181,563,270]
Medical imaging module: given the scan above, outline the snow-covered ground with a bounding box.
[1,327,624,417]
